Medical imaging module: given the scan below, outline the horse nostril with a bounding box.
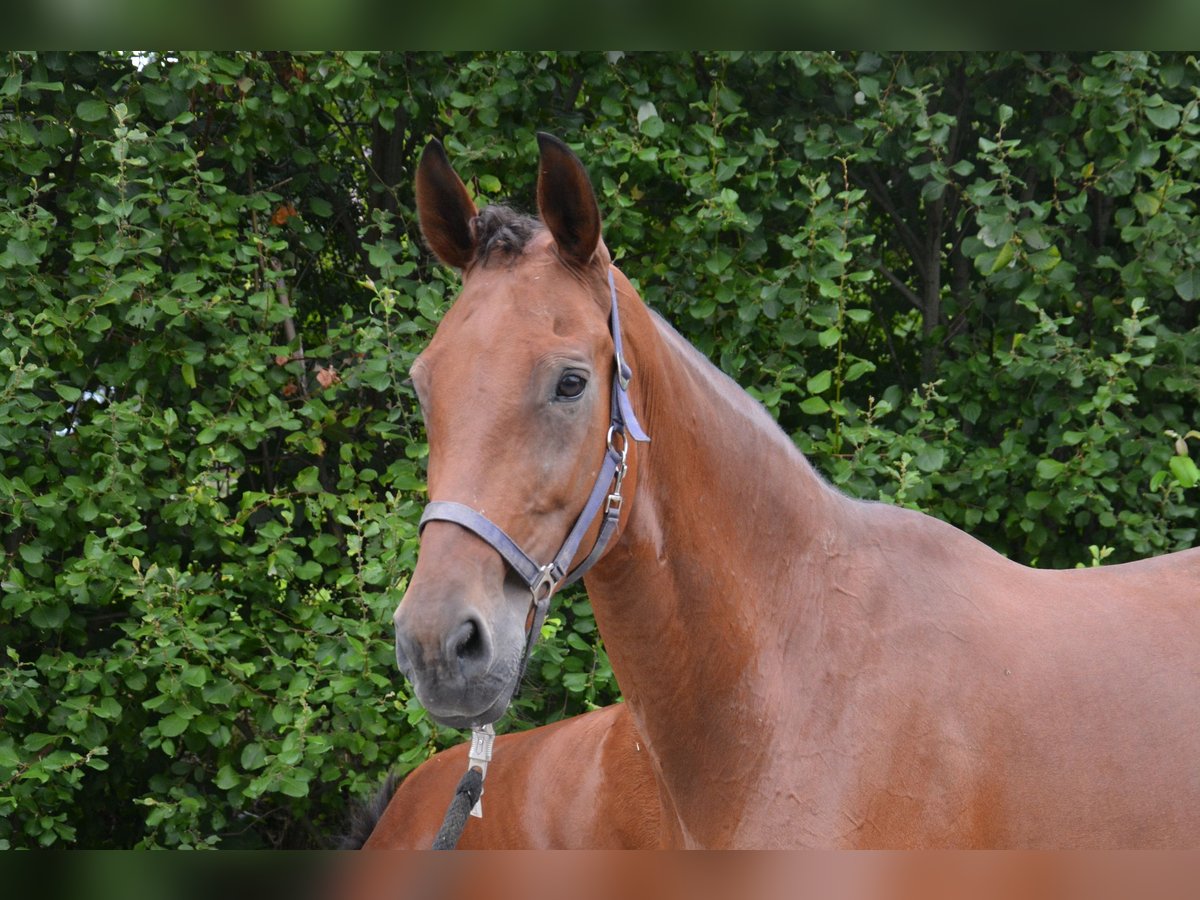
[449,616,489,671]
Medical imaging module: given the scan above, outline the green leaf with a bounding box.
[279,775,310,798]
[817,327,841,348]
[95,697,122,719]
[367,244,394,268]
[705,249,733,275]
[55,384,82,403]
[1036,458,1066,480]
[295,466,322,493]
[181,363,196,389]
[0,739,20,769]
[988,240,1016,274]
[914,447,945,473]
[30,601,68,629]
[293,560,322,580]
[241,742,267,770]
[6,239,39,266]
[1132,192,1161,217]
[806,369,832,394]
[1029,246,1061,273]
[800,396,829,415]
[76,99,108,122]
[921,180,946,201]
[309,197,332,217]
[1025,490,1053,511]
[159,714,188,738]
[1173,269,1200,302]
[1144,103,1180,130]
[844,360,875,383]
[1169,455,1199,488]
[639,114,665,139]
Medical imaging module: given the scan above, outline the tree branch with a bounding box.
[853,164,930,283]
[872,257,925,314]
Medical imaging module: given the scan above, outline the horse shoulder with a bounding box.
[593,704,662,848]
[506,704,661,848]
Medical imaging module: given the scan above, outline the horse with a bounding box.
[360,703,659,848]
[389,132,1200,848]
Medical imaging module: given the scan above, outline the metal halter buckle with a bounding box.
[604,491,623,516]
[467,723,495,818]
[616,354,632,391]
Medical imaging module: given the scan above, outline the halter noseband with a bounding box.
[417,269,650,683]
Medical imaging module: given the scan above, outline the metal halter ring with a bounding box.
[606,425,629,465]
[530,563,558,606]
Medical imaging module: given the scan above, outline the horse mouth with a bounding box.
[399,654,519,729]
[415,684,514,730]
[423,695,511,730]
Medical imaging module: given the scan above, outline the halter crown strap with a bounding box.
[608,270,649,443]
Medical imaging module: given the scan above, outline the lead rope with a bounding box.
[429,724,494,849]
[430,768,482,849]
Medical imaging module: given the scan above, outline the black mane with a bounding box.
[333,772,401,849]
[469,203,541,265]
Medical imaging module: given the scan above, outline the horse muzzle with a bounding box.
[392,592,522,728]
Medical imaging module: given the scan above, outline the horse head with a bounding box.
[393,134,641,727]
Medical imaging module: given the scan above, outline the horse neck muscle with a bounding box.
[586,300,854,845]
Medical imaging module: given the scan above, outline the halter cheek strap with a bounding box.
[417,269,649,672]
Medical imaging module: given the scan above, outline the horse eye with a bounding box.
[556,372,587,400]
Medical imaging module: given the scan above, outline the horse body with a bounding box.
[391,133,1200,848]
[364,703,660,848]
[597,307,1200,847]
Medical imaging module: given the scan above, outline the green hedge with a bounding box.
[1,51,1196,848]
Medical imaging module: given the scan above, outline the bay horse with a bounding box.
[361,703,658,848]
[390,132,1200,848]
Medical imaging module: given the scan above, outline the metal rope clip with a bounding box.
[467,723,495,818]
[604,426,629,516]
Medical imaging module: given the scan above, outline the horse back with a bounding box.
[823,504,1200,846]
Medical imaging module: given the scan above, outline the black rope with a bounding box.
[431,766,484,850]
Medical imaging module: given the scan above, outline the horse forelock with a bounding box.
[469,204,543,267]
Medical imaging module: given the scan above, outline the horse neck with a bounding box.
[586,300,849,844]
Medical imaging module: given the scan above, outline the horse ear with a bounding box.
[415,139,478,270]
[536,133,602,268]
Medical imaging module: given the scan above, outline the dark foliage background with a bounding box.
[1,51,1196,847]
